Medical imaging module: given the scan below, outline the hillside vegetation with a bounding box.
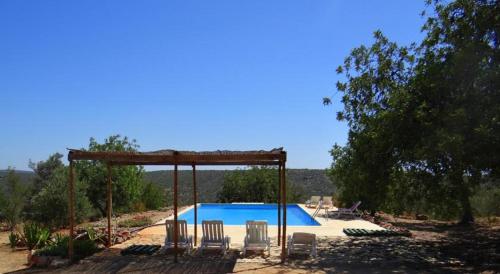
[145,168,333,205]
[1,168,334,206]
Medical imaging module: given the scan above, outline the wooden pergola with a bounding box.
[67,148,288,263]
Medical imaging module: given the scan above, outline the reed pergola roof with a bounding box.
[68,148,285,165]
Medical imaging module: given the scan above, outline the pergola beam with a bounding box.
[68,149,284,163]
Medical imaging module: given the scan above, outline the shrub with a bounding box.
[30,166,92,228]
[9,232,19,248]
[141,181,166,210]
[22,223,51,250]
[0,168,28,230]
[74,239,99,259]
[84,227,106,245]
[471,185,500,223]
[35,234,99,260]
[217,166,304,203]
[35,234,69,257]
[118,216,153,228]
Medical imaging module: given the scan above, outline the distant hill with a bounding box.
[144,169,335,204]
[0,169,335,204]
[0,170,35,186]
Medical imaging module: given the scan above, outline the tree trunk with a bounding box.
[459,193,474,224]
[458,177,474,224]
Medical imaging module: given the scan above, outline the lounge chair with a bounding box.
[330,201,362,218]
[306,196,321,208]
[164,220,193,254]
[200,220,230,255]
[319,196,334,219]
[322,196,333,209]
[242,221,270,256]
[287,232,317,257]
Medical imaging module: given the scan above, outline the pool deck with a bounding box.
[136,204,383,247]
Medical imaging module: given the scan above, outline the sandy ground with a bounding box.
[0,231,29,273]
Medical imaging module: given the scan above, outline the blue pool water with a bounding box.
[178,203,320,226]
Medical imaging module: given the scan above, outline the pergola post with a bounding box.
[68,160,75,261]
[106,163,113,247]
[192,164,198,246]
[173,164,179,263]
[277,163,281,246]
[281,160,287,263]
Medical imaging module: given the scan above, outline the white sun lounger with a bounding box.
[287,232,317,257]
[164,220,193,254]
[200,220,230,255]
[306,196,321,208]
[330,201,362,218]
[242,221,270,256]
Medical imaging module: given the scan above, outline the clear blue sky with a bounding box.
[0,0,426,171]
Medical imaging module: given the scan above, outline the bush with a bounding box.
[118,216,153,228]
[22,223,51,250]
[471,185,500,222]
[35,234,68,257]
[0,168,28,230]
[141,182,166,210]
[9,232,19,248]
[30,166,92,228]
[217,166,303,203]
[35,234,99,260]
[84,227,106,245]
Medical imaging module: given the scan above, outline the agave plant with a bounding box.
[22,223,51,250]
[85,226,106,245]
[8,232,19,249]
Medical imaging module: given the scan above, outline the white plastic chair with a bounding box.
[200,220,230,255]
[164,220,193,254]
[287,232,317,257]
[242,221,270,256]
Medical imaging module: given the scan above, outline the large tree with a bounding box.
[76,135,145,215]
[325,0,499,223]
[217,166,303,203]
[0,168,28,231]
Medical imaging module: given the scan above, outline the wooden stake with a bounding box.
[192,164,197,246]
[106,163,112,248]
[173,164,178,262]
[68,160,75,261]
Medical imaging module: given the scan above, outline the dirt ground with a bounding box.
[0,231,29,273]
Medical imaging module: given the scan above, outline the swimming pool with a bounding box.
[178,203,320,226]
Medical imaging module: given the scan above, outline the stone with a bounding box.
[50,257,70,268]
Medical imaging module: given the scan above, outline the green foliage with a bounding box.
[141,181,166,210]
[84,227,106,245]
[471,184,500,222]
[73,238,100,259]
[34,235,68,257]
[35,234,99,260]
[0,168,28,230]
[29,153,64,192]
[9,232,19,248]
[118,216,153,228]
[325,0,500,222]
[29,155,92,228]
[76,135,145,215]
[217,166,303,203]
[22,223,51,250]
[145,169,329,205]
